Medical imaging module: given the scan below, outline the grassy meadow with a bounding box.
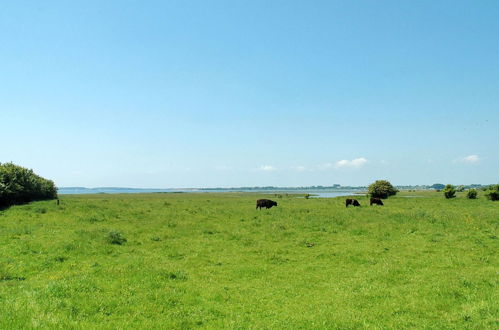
[0,191,497,329]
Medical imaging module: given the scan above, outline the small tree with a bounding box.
[485,184,499,201]
[368,180,398,199]
[467,189,477,199]
[443,184,456,199]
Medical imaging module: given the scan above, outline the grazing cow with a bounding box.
[256,199,278,210]
[370,197,384,206]
[345,198,361,207]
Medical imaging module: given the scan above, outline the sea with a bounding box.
[57,187,364,198]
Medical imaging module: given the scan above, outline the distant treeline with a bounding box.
[199,184,494,191]
[199,185,366,191]
[0,162,57,208]
[428,183,493,191]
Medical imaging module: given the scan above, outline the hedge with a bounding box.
[0,162,57,208]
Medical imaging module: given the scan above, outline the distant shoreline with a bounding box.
[57,186,367,195]
[57,184,491,195]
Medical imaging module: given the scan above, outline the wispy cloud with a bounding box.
[317,163,333,170]
[457,155,481,164]
[290,165,307,172]
[214,165,232,171]
[316,158,368,170]
[257,165,277,172]
[334,157,368,168]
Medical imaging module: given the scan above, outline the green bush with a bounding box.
[368,180,398,199]
[443,184,456,199]
[485,184,499,201]
[467,189,477,199]
[0,162,57,208]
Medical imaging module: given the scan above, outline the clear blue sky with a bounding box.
[1,1,498,187]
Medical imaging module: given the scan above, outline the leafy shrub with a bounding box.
[0,162,57,208]
[107,231,127,245]
[485,184,499,201]
[467,189,477,199]
[457,185,465,192]
[368,180,398,199]
[443,184,456,199]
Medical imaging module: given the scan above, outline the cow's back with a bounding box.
[370,197,384,205]
[256,199,277,209]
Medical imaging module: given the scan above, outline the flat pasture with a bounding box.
[0,191,497,328]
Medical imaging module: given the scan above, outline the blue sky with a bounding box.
[1,1,498,187]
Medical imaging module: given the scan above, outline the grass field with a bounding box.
[0,191,497,329]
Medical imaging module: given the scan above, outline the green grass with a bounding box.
[0,191,497,329]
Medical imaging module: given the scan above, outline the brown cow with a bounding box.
[370,197,384,206]
[345,198,361,207]
[256,199,278,209]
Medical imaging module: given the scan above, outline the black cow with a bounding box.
[345,198,361,207]
[370,197,384,206]
[256,199,278,210]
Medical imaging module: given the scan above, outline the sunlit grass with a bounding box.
[0,191,497,328]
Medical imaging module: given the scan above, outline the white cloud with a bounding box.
[335,160,350,168]
[458,155,481,164]
[334,157,368,168]
[291,165,307,172]
[257,165,277,172]
[316,158,368,170]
